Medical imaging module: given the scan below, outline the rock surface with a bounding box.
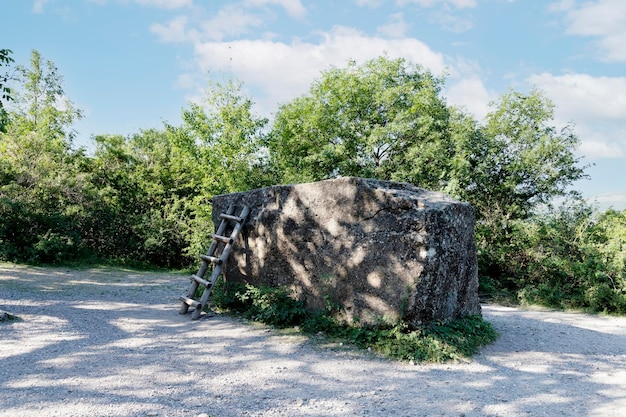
[212,177,481,327]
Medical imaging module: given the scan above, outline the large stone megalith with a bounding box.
[212,177,481,327]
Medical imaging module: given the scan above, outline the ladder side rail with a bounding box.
[192,204,235,284]
[222,206,249,258]
[203,205,235,262]
[191,264,223,320]
[179,204,234,315]
[187,205,249,320]
[214,206,249,266]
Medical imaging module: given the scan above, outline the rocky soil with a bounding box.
[1,263,626,417]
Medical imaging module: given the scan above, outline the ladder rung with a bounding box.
[179,296,201,308]
[210,233,233,244]
[220,213,244,223]
[179,204,249,319]
[200,255,222,265]
[191,275,210,287]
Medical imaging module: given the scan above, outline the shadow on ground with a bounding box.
[1,264,626,417]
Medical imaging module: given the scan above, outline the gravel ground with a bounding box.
[1,263,626,417]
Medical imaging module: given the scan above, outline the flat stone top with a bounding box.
[214,177,465,209]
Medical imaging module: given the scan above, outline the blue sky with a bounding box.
[3,0,626,208]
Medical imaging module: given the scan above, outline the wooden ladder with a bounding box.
[179,204,250,320]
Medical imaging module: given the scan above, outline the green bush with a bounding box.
[33,230,79,264]
[479,201,626,315]
[234,283,308,327]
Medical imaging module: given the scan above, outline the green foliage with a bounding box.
[181,78,271,194]
[0,48,14,132]
[0,50,89,264]
[475,89,585,219]
[1,50,624,317]
[461,90,587,286]
[267,56,453,188]
[591,210,626,285]
[211,281,498,363]
[361,315,498,363]
[13,50,83,143]
[230,283,308,327]
[480,200,626,314]
[89,78,271,268]
[0,63,271,268]
[87,130,209,267]
[301,314,497,363]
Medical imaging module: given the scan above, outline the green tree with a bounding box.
[181,78,270,194]
[172,78,271,262]
[0,48,14,132]
[458,89,588,280]
[584,209,626,312]
[129,127,206,267]
[11,50,82,144]
[489,201,626,314]
[0,50,83,180]
[85,134,142,262]
[470,89,586,222]
[84,78,271,268]
[268,58,586,222]
[268,56,452,188]
[0,50,86,263]
[267,57,590,304]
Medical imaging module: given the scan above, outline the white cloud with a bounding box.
[33,0,52,13]
[354,0,385,7]
[429,7,473,33]
[132,0,192,8]
[245,0,306,18]
[396,0,475,33]
[441,55,493,119]
[150,15,189,43]
[145,1,489,132]
[199,5,264,41]
[152,5,265,43]
[528,73,626,122]
[547,0,575,13]
[377,13,410,38]
[552,0,626,62]
[588,191,626,211]
[397,0,477,9]
[151,2,488,121]
[578,140,625,159]
[445,77,492,119]
[88,0,192,8]
[528,72,626,158]
[189,26,447,115]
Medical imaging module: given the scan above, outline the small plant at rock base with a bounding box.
[305,314,498,363]
[212,281,498,363]
[213,281,308,328]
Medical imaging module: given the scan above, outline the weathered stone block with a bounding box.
[212,177,481,327]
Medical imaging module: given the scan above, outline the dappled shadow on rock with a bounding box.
[213,177,480,328]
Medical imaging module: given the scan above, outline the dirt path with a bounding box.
[1,263,626,417]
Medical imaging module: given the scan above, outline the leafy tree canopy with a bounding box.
[267,56,452,189]
[469,89,587,222]
[0,48,15,132]
[268,56,587,226]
